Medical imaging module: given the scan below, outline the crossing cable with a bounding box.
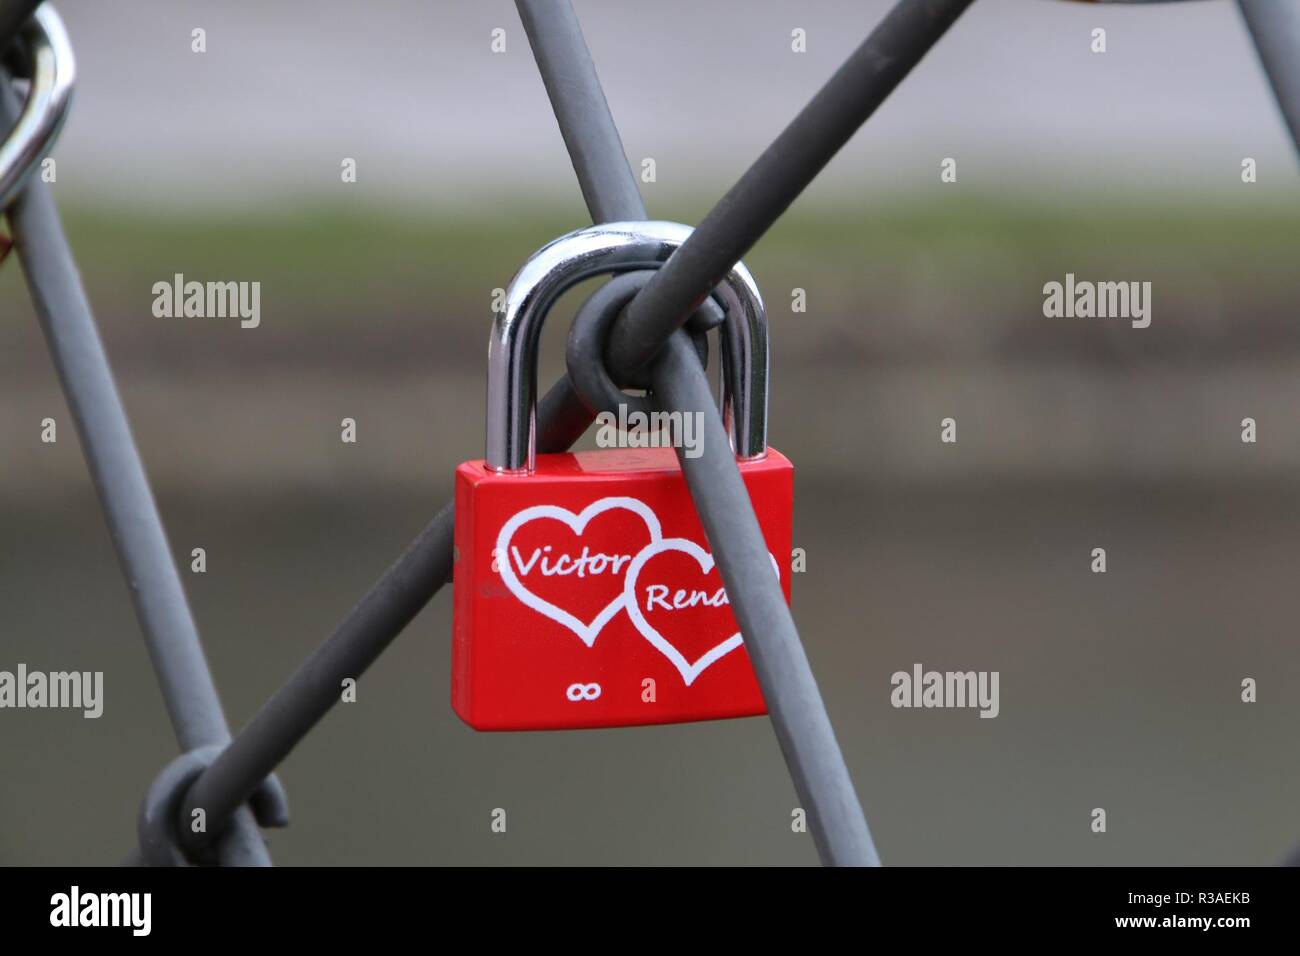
[175,0,975,863]
[520,0,879,863]
[515,0,646,222]
[0,7,282,866]
[1237,0,1300,155]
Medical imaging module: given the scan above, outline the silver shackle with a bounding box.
[0,4,75,211]
[487,220,768,474]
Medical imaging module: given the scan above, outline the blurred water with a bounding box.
[2,480,1297,864]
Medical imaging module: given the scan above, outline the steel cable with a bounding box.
[177,0,975,862]
[1,57,276,866]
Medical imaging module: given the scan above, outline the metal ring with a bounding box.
[488,220,767,473]
[137,746,223,866]
[0,4,74,211]
[138,746,289,866]
[566,271,708,418]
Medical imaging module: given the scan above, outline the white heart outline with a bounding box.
[622,537,781,686]
[495,496,662,647]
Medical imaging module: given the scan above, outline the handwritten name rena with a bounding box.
[511,546,634,577]
[645,584,729,611]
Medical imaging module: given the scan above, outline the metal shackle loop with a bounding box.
[0,4,75,211]
[487,220,767,473]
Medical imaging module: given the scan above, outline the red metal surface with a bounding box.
[452,447,793,730]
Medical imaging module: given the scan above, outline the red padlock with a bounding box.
[452,221,793,731]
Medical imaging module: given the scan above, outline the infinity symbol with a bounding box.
[565,682,601,701]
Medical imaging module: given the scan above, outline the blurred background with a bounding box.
[2,0,1299,865]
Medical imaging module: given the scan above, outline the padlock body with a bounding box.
[452,447,793,730]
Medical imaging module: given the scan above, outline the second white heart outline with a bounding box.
[495,495,782,685]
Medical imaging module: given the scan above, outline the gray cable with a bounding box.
[510,4,875,862]
[604,0,976,378]
[178,0,638,851]
[515,0,646,223]
[566,277,879,864]
[1237,0,1300,158]
[1,71,273,867]
[178,0,968,863]
[178,385,615,858]
[650,332,879,866]
[181,501,454,843]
